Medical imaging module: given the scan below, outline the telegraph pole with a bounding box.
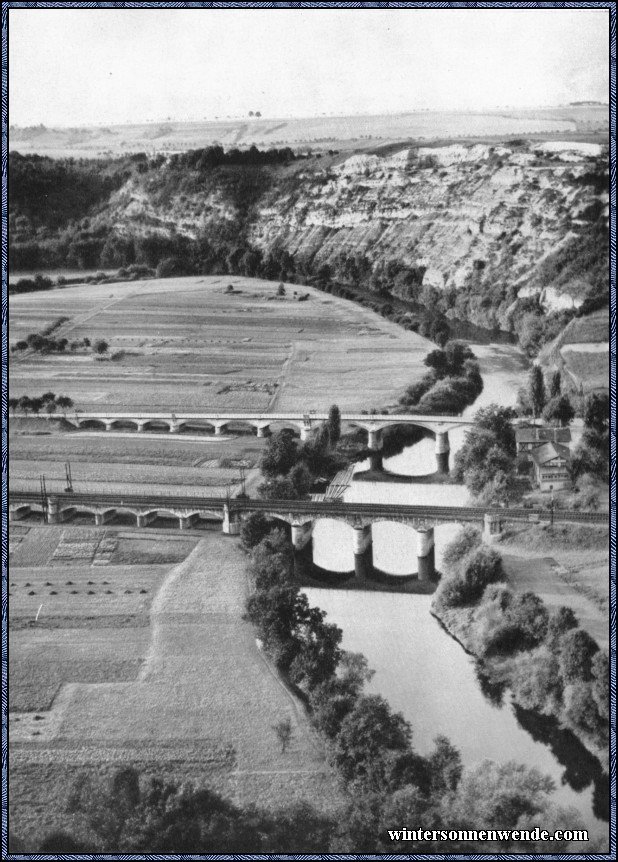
[39,475,48,524]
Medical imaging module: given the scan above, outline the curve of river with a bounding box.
[307,343,607,839]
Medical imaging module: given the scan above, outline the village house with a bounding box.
[529,441,571,492]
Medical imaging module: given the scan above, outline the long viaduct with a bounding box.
[47,411,466,473]
[9,490,605,582]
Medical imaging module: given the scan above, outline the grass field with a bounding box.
[9,526,343,847]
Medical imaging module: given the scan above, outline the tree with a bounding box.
[584,392,609,436]
[542,394,574,427]
[288,462,312,497]
[93,339,109,355]
[273,716,293,753]
[528,365,546,418]
[240,512,276,551]
[260,430,299,477]
[8,397,19,415]
[512,648,563,714]
[549,370,562,398]
[428,735,463,797]
[18,395,31,415]
[546,605,579,651]
[558,628,599,682]
[327,404,341,444]
[44,399,57,418]
[450,760,556,829]
[41,391,56,403]
[333,694,412,790]
[56,395,74,415]
[474,404,516,456]
[277,282,286,297]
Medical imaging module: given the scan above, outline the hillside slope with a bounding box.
[9,140,608,367]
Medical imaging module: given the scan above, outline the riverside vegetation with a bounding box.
[432,526,609,779]
[14,524,603,853]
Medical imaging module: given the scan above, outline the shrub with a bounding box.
[546,606,579,652]
[438,545,503,608]
[511,648,564,714]
[442,526,482,573]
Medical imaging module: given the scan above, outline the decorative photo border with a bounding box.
[0,2,614,860]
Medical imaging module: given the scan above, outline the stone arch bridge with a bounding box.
[48,411,469,473]
[9,491,604,583]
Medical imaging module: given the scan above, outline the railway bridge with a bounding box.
[9,491,605,582]
[48,410,469,473]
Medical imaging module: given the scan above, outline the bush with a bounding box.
[438,545,503,608]
[511,648,564,714]
[442,526,482,573]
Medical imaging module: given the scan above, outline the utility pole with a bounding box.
[39,475,48,524]
[64,462,73,493]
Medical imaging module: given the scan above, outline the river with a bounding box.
[306,343,608,840]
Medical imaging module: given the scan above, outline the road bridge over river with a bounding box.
[9,490,605,581]
[49,410,468,472]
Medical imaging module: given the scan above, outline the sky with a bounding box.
[8,6,610,127]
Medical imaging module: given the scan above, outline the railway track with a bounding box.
[8,489,608,525]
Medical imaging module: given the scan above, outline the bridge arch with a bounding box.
[177,419,216,434]
[108,419,139,432]
[141,420,172,433]
[267,420,305,437]
[78,418,108,431]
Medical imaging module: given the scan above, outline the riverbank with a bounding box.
[432,596,608,766]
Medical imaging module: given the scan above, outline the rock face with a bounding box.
[249,142,606,310]
[10,139,607,342]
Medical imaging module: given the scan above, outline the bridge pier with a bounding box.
[95,509,115,527]
[435,431,450,474]
[353,524,374,580]
[214,423,226,437]
[299,425,310,442]
[417,528,435,581]
[256,424,270,438]
[169,421,180,434]
[136,512,156,528]
[222,504,240,535]
[136,421,146,433]
[104,420,115,432]
[367,428,383,471]
[483,513,503,543]
[291,522,314,578]
[179,513,197,530]
[47,499,64,525]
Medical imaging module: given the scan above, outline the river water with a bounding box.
[306,344,607,838]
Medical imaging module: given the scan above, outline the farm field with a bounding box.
[9,526,343,847]
[9,105,608,159]
[9,274,433,499]
[9,274,433,413]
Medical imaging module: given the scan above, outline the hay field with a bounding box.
[9,274,433,413]
[9,527,343,846]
